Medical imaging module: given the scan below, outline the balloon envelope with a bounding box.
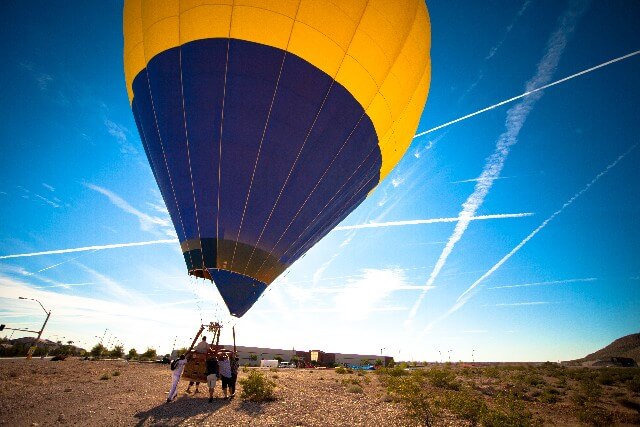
[124,0,431,317]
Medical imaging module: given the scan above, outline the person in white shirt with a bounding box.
[186,336,209,394]
[218,353,232,399]
[167,354,188,403]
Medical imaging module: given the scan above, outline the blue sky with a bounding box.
[0,0,638,361]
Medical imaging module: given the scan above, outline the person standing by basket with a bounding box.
[205,353,219,403]
[229,355,239,398]
[167,354,187,403]
[218,353,232,399]
[186,336,209,394]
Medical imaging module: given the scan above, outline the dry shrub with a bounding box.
[434,389,486,425]
[347,385,363,394]
[385,373,434,426]
[376,366,408,378]
[100,373,110,380]
[628,377,640,393]
[537,388,562,404]
[575,404,613,427]
[482,392,540,427]
[617,397,640,412]
[423,367,460,390]
[239,370,276,401]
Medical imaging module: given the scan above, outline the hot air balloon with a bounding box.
[123,0,431,317]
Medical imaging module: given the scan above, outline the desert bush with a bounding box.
[484,366,501,379]
[335,366,348,374]
[434,389,486,425]
[537,388,561,404]
[347,385,363,393]
[377,366,408,377]
[272,374,279,379]
[628,377,640,393]
[112,371,121,376]
[341,377,361,386]
[617,397,640,412]
[386,374,434,426]
[481,392,539,427]
[596,371,616,386]
[575,404,613,427]
[239,370,276,401]
[424,367,460,390]
[269,367,278,372]
[100,373,110,380]
[515,371,545,388]
[579,378,602,400]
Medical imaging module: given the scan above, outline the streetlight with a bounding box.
[18,297,51,359]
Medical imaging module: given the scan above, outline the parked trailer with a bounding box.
[260,359,279,368]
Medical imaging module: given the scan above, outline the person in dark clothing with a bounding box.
[218,353,232,399]
[205,355,219,403]
[229,355,240,398]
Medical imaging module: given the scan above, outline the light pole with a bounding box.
[438,350,442,363]
[472,349,475,363]
[447,350,452,362]
[18,297,51,359]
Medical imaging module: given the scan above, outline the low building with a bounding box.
[175,343,394,367]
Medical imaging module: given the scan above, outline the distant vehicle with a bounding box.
[260,360,279,368]
[350,364,376,371]
[158,355,170,364]
[278,361,292,368]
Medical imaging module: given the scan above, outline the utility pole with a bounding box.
[18,297,51,359]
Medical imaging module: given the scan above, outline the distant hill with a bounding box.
[577,333,640,364]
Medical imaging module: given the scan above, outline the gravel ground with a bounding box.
[0,359,412,427]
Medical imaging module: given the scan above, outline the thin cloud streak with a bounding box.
[409,1,589,324]
[451,176,515,184]
[415,49,640,138]
[423,144,635,334]
[334,213,533,231]
[85,183,173,236]
[494,301,552,306]
[457,144,637,302]
[1,214,531,260]
[0,239,178,260]
[488,277,596,289]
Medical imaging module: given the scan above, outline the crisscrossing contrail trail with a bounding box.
[457,143,637,302]
[414,50,640,138]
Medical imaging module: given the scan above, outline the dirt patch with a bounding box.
[0,360,406,426]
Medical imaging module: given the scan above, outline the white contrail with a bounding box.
[27,250,99,275]
[494,301,551,307]
[414,50,640,138]
[334,213,532,230]
[0,239,178,260]
[457,144,637,302]
[488,277,596,289]
[0,214,531,260]
[407,2,589,324]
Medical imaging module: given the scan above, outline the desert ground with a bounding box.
[0,359,639,426]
